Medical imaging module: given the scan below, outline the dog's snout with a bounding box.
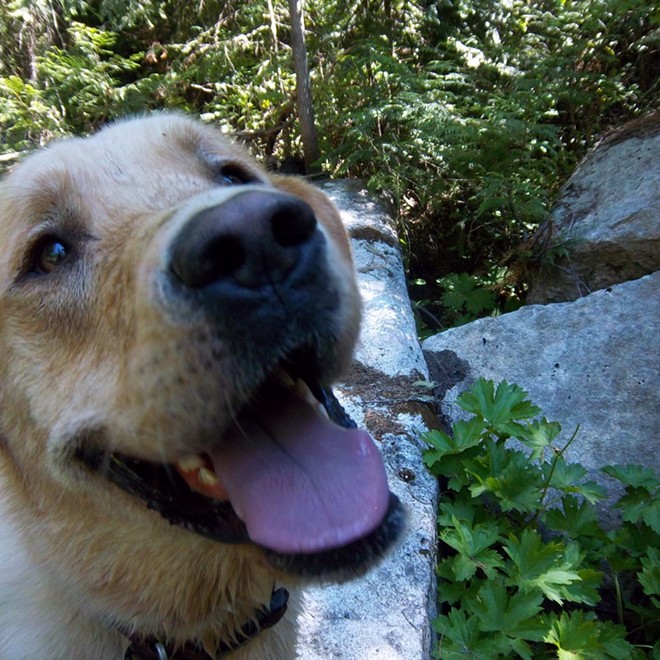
[169,190,318,289]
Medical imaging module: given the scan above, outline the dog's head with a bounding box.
[0,114,402,600]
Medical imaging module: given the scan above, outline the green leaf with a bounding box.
[639,547,660,598]
[437,492,477,527]
[432,607,489,658]
[464,286,496,315]
[469,444,543,512]
[575,481,608,506]
[451,549,505,582]
[598,622,637,659]
[543,456,587,488]
[526,568,584,605]
[568,568,603,606]
[438,273,495,317]
[541,458,605,503]
[616,487,660,534]
[544,496,607,541]
[544,611,634,659]
[466,582,546,639]
[503,530,583,604]
[607,523,660,564]
[603,464,660,490]
[435,563,482,604]
[430,451,482,491]
[423,419,487,488]
[423,417,485,463]
[515,417,562,459]
[440,518,504,580]
[458,378,541,432]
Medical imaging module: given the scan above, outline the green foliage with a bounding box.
[437,273,498,327]
[315,0,658,328]
[0,0,302,159]
[423,378,659,658]
[412,268,524,335]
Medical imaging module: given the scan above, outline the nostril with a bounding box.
[271,201,317,247]
[199,234,246,281]
[169,209,249,288]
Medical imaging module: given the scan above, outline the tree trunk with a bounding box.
[287,0,320,174]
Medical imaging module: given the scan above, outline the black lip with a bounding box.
[76,385,404,576]
[76,447,250,544]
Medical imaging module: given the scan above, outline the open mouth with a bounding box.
[77,359,404,577]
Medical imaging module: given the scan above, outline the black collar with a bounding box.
[123,587,289,660]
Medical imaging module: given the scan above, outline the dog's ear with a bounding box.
[270,175,353,262]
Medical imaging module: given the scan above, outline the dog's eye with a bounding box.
[218,165,252,186]
[31,236,70,274]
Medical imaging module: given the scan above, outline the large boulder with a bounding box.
[422,272,660,501]
[297,181,438,659]
[528,111,660,303]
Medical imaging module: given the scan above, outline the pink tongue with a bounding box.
[208,387,390,554]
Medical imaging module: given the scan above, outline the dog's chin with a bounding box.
[73,372,405,580]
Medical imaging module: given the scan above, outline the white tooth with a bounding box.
[198,466,220,486]
[294,378,309,398]
[177,454,205,473]
[274,366,295,386]
[294,378,318,405]
[294,378,330,416]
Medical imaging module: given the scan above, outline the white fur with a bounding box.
[0,495,125,659]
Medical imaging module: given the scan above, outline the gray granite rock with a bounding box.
[423,272,660,506]
[528,111,660,303]
[297,181,438,659]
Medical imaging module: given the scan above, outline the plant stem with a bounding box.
[533,424,581,522]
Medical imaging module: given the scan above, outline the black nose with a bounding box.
[169,189,318,289]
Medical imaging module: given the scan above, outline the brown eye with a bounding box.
[32,237,70,274]
[218,164,253,186]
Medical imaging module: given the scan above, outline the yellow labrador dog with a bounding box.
[0,114,403,659]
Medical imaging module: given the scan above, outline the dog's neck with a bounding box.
[122,587,289,659]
